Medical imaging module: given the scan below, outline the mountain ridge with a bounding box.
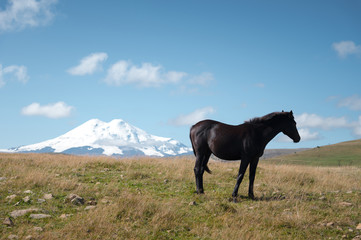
[1,119,192,157]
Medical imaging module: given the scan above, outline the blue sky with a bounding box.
[1,0,361,150]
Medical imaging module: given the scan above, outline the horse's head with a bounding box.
[280,111,301,143]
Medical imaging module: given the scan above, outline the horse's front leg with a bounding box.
[232,159,250,201]
[248,158,259,200]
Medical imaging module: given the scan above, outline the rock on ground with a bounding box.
[87,200,97,206]
[356,223,361,230]
[100,198,112,204]
[10,208,39,218]
[189,201,197,206]
[23,196,31,203]
[6,195,17,201]
[339,201,353,206]
[326,222,334,227]
[33,226,43,231]
[65,193,84,205]
[29,214,51,219]
[3,217,14,226]
[84,206,96,211]
[43,193,53,200]
[59,213,73,219]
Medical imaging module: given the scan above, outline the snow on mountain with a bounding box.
[2,119,192,157]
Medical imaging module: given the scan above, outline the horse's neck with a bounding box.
[261,123,282,146]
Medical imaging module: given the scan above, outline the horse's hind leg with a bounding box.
[194,150,211,194]
[194,156,203,194]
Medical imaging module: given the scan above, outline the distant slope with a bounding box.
[266,139,361,166]
[261,148,309,159]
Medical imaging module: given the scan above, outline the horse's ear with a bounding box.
[282,110,284,112]
[290,110,293,115]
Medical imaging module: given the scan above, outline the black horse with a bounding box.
[190,111,300,200]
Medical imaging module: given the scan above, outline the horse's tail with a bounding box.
[204,164,212,174]
[190,124,212,174]
[189,125,197,157]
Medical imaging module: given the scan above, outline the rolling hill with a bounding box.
[266,139,361,166]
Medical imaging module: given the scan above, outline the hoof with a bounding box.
[231,194,238,203]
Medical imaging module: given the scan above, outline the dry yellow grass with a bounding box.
[0,153,360,239]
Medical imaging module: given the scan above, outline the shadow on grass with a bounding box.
[230,194,286,203]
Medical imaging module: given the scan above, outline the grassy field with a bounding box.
[0,153,360,240]
[266,139,361,167]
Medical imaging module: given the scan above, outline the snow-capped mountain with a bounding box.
[2,119,192,157]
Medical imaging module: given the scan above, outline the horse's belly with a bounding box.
[214,153,241,161]
[212,146,243,160]
[208,127,245,160]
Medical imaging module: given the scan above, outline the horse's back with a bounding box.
[190,120,246,139]
[191,119,212,135]
[190,120,257,160]
[191,119,219,130]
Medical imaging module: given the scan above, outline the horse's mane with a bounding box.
[246,112,288,124]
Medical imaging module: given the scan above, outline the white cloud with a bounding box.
[295,112,361,139]
[296,113,350,130]
[0,0,57,32]
[68,52,108,76]
[188,72,214,85]
[104,60,187,87]
[298,128,320,141]
[353,116,361,136]
[338,95,361,111]
[164,71,188,84]
[21,101,74,119]
[0,64,29,87]
[332,41,361,58]
[169,107,215,126]
[277,128,320,142]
